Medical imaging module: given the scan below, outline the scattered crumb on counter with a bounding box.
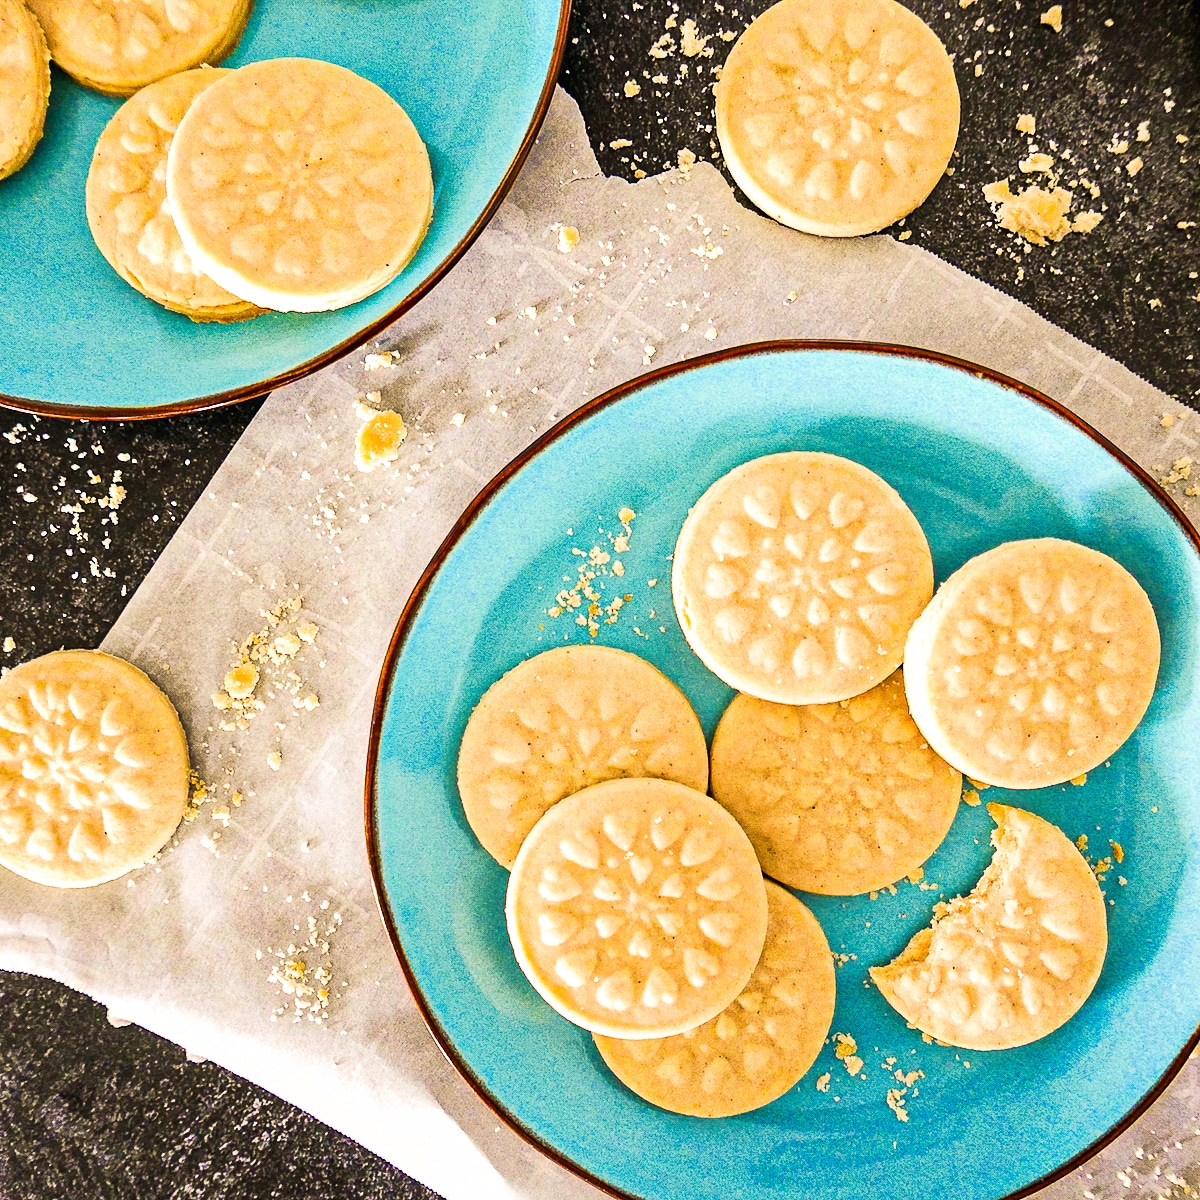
[1040,5,1062,33]
[1016,113,1036,134]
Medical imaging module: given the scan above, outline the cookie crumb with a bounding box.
[1016,113,1036,134]
[624,79,641,97]
[982,179,1076,245]
[557,225,579,253]
[356,409,407,472]
[1040,5,1062,32]
[1126,156,1143,177]
[962,788,982,807]
[266,750,282,771]
[816,1072,831,1092]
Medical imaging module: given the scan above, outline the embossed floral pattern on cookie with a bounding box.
[458,646,709,869]
[0,650,190,888]
[506,778,768,1038]
[672,451,933,704]
[27,0,250,96]
[711,670,960,894]
[595,881,835,1116]
[904,538,1160,788]
[870,804,1108,1050]
[715,0,960,236]
[166,58,434,312]
[0,0,50,180]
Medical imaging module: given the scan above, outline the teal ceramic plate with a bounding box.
[0,0,568,417]
[367,343,1200,1200]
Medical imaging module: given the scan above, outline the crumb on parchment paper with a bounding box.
[262,897,344,1024]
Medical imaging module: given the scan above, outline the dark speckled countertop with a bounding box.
[1,1,1197,1196]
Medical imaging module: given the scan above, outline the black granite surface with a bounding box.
[1,0,1197,1196]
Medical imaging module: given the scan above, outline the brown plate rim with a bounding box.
[364,338,1200,1200]
[0,0,573,423]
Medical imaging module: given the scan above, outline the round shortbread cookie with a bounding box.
[506,778,769,1038]
[715,0,960,237]
[904,538,1160,789]
[85,67,264,322]
[594,881,835,1116]
[672,452,934,705]
[166,58,434,313]
[869,803,1107,1050]
[25,0,250,97]
[458,646,709,869]
[0,650,190,888]
[0,0,50,181]
[710,670,960,895]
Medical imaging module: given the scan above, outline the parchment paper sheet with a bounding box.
[2,89,1198,1200]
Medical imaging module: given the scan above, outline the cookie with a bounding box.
[903,538,1160,789]
[0,650,190,888]
[85,67,265,322]
[0,0,50,181]
[594,881,835,1116]
[506,778,769,1038]
[710,670,960,895]
[869,803,1107,1050]
[459,647,709,869]
[166,58,434,313]
[672,451,933,704]
[25,0,250,97]
[715,0,960,236]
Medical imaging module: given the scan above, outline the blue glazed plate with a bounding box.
[0,0,568,416]
[367,343,1200,1200]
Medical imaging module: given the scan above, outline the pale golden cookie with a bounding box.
[715,0,959,237]
[506,778,768,1038]
[0,0,50,181]
[672,452,933,704]
[166,58,434,313]
[26,0,250,96]
[458,646,709,869]
[594,881,835,1116]
[870,803,1107,1050]
[710,670,960,895]
[904,538,1160,789]
[85,67,264,322]
[0,650,190,888]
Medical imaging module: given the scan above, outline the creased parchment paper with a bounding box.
[2,89,1197,1200]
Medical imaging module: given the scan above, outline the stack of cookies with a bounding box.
[86,58,433,320]
[458,449,1161,1114]
[2,0,435,322]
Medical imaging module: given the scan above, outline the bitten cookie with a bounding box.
[870,803,1107,1050]
[594,881,835,1116]
[166,58,434,312]
[0,0,50,181]
[506,778,769,1038]
[672,451,933,704]
[710,670,960,895]
[85,67,265,321]
[0,650,190,887]
[458,646,709,869]
[715,0,959,236]
[903,538,1160,788]
[25,0,250,96]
